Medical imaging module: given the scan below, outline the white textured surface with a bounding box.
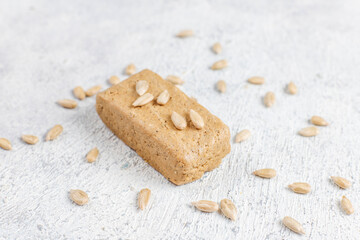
[1,0,360,239]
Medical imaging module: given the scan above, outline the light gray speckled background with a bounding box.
[1,0,360,239]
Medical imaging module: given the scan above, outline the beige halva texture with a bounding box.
[96,69,231,185]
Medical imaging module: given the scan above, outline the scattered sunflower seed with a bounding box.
[156,90,170,105]
[192,200,219,213]
[287,82,297,94]
[138,188,151,210]
[0,138,12,150]
[166,75,184,85]
[212,42,222,54]
[73,86,86,100]
[264,92,275,107]
[109,75,121,85]
[310,116,328,126]
[341,196,354,215]
[211,60,228,70]
[45,124,63,141]
[217,80,226,93]
[69,189,89,206]
[248,76,265,85]
[171,111,187,130]
[220,199,237,221]
[125,63,136,75]
[235,129,251,143]
[298,126,319,137]
[253,168,276,179]
[282,216,305,235]
[85,85,102,97]
[189,109,204,129]
[176,30,194,38]
[21,135,39,145]
[57,99,78,109]
[288,182,311,194]
[136,80,149,96]
[132,93,154,107]
[331,176,351,189]
[86,147,99,163]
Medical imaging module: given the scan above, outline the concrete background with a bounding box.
[0,0,360,239]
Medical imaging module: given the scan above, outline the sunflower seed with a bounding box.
[171,111,187,130]
[235,129,251,143]
[310,116,328,126]
[189,109,204,129]
[138,188,151,210]
[45,124,63,141]
[73,86,86,100]
[220,199,237,221]
[109,75,121,85]
[69,189,89,206]
[212,42,222,54]
[85,85,102,97]
[282,216,305,235]
[264,92,275,107]
[21,135,39,145]
[341,196,354,215]
[192,200,219,213]
[136,80,149,96]
[288,182,311,194]
[217,80,226,93]
[298,126,319,137]
[86,147,99,163]
[248,76,265,85]
[0,138,11,150]
[253,168,276,179]
[125,63,136,75]
[287,82,297,94]
[132,93,154,107]
[331,176,351,189]
[156,90,170,105]
[57,99,78,109]
[211,60,228,70]
[176,30,194,38]
[166,75,184,85]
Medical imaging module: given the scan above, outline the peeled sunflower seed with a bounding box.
[235,129,251,143]
[288,182,311,194]
[125,63,136,75]
[109,75,121,85]
[287,82,297,94]
[73,86,86,100]
[0,138,12,150]
[216,80,226,93]
[136,80,149,96]
[341,196,354,215]
[138,188,151,210]
[189,109,204,129]
[86,147,99,163]
[211,60,228,70]
[21,135,39,145]
[264,92,275,107]
[176,30,194,38]
[192,200,219,213]
[331,176,351,189]
[171,111,187,130]
[310,116,328,126]
[212,42,222,54]
[298,126,319,137]
[132,93,154,107]
[253,168,276,179]
[45,124,63,141]
[57,99,78,109]
[166,75,184,85]
[220,199,237,221]
[156,90,170,105]
[248,76,265,85]
[85,85,102,97]
[282,216,305,235]
[69,189,89,206]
